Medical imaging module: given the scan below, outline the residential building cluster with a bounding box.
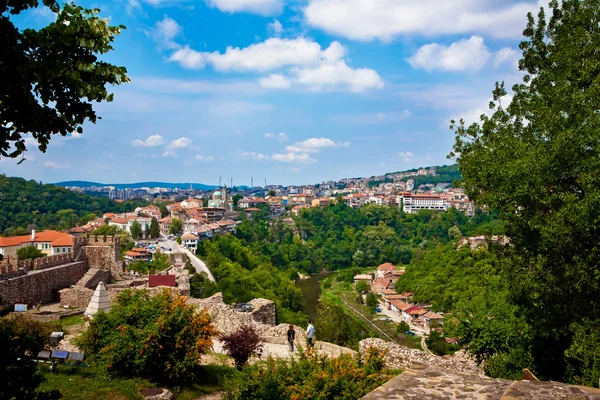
[354,262,444,333]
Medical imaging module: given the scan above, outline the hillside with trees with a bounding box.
[0,175,149,234]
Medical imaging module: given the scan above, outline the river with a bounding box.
[295,270,330,321]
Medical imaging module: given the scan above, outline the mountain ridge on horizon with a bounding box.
[53,181,219,191]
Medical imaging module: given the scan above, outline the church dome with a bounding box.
[213,191,222,199]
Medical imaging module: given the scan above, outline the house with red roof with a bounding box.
[0,230,73,257]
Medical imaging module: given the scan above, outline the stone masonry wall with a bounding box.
[83,245,123,278]
[0,261,88,306]
[359,338,482,375]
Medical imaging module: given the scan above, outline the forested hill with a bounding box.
[54,181,218,190]
[0,175,150,235]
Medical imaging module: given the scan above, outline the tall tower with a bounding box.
[223,185,228,211]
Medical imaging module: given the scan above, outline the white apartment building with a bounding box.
[398,193,448,214]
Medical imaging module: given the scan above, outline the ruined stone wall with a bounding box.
[59,286,94,308]
[0,261,88,306]
[359,338,482,375]
[83,245,123,277]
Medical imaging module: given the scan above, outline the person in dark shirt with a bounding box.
[287,325,296,352]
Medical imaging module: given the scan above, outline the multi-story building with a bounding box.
[398,192,448,214]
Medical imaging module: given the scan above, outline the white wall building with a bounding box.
[398,193,448,214]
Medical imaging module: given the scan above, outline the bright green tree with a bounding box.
[170,218,182,234]
[231,194,243,209]
[450,0,600,382]
[365,292,378,309]
[79,289,218,385]
[16,245,45,260]
[355,280,369,293]
[1,0,129,160]
[149,217,160,239]
[130,221,141,240]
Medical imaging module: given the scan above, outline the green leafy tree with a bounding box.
[267,190,276,197]
[231,194,243,209]
[0,316,54,400]
[16,245,45,260]
[397,321,410,334]
[149,217,160,239]
[176,236,182,245]
[79,289,218,385]
[450,0,600,382]
[130,221,141,240]
[365,292,378,309]
[1,1,129,160]
[170,218,182,235]
[78,213,98,226]
[159,203,168,218]
[355,280,369,293]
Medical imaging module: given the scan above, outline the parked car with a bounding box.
[374,307,381,313]
[406,331,416,336]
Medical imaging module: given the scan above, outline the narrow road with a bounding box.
[182,247,215,282]
[159,235,215,282]
[421,335,435,356]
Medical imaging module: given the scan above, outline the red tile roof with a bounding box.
[148,275,176,287]
[377,262,396,272]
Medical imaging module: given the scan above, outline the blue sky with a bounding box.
[1,0,542,186]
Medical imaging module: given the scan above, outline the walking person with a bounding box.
[307,320,315,348]
[287,325,296,352]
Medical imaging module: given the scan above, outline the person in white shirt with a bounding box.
[306,320,315,348]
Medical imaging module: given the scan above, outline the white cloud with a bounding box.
[168,137,192,149]
[133,77,260,94]
[285,137,349,153]
[304,0,543,41]
[271,152,317,163]
[132,135,165,147]
[264,132,289,142]
[195,155,215,162]
[204,38,341,72]
[241,151,268,160]
[126,0,142,15]
[206,0,283,16]
[259,74,292,89]
[147,16,181,49]
[167,36,382,93]
[398,151,414,163]
[268,20,283,36]
[290,167,300,172]
[292,60,384,92]
[407,36,491,72]
[169,46,205,69]
[162,151,176,157]
[494,47,520,70]
[458,94,514,125]
[44,161,68,169]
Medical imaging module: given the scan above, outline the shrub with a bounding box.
[355,280,370,293]
[79,289,217,384]
[397,321,410,333]
[16,245,45,260]
[224,348,388,400]
[220,325,264,369]
[365,293,378,309]
[0,316,54,399]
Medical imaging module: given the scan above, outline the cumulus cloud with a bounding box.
[168,137,192,149]
[240,151,268,160]
[132,135,165,147]
[169,46,205,69]
[147,15,181,49]
[44,161,68,169]
[264,132,289,142]
[407,36,491,72]
[304,0,542,41]
[167,36,383,93]
[494,47,520,70]
[195,155,215,162]
[206,0,283,16]
[285,137,349,153]
[271,152,317,163]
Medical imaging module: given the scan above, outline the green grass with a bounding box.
[37,358,238,400]
[59,315,85,328]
